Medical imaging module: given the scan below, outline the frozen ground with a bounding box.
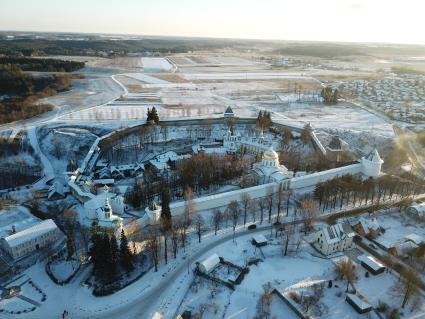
[141,58,173,72]
[272,102,395,138]
[373,209,425,247]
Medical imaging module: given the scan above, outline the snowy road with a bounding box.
[27,126,55,185]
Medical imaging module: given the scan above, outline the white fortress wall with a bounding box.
[169,163,365,216]
[289,163,363,189]
[311,131,327,155]
[170,182,279,216]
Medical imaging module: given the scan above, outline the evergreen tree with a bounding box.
[151,106,159,124]
[109,234,119,277]
[90,225,102,278]
[101,231,113,280]
[65,222,74,261]
[161,187,172,224]
[120,229,134,272]
[146,107,152,123]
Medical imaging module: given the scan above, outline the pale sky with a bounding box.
[0,0,424,44]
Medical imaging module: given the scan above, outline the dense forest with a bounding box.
[0,57,84,72]
[0,56,84,123]
[0,38,234,57]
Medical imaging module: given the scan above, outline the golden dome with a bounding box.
[263,146,278,161]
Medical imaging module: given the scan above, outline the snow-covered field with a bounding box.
[141,58,173,72]
[272,102,395,138]
[183,72,315,80]
[374,209,425,247]
[123,73,170,84]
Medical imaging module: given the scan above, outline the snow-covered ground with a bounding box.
[183,72,317,81]
[123,73,170,84]
[141,58,173,72]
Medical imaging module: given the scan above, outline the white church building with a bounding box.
[79,186,124,232]
[253,145,293,184]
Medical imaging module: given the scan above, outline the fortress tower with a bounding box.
[361,148,384,177]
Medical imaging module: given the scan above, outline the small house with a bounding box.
[312,223,355,256]
[404,233,424,246]
[252,234,268,247]
[346,293,372,314]
[199,253,220,274]
[407,203,425,220]
[357,254,386,275]
[352,217,381,238]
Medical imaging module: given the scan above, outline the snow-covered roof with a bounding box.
[373,237,394,249]
[321,223,354,245]
[0,206,39,239]
[395,241,418,255]
[365,148,383,163]
[404,233,424,245]
[2,219,60,248]
[93,178,115,185]
[346,293,372,311]
[357,217,380,234]
[199,253,220,273]
[224,106,234,115]
[408,203,425,215]
[357,254,385,272]
[252,234,267,244]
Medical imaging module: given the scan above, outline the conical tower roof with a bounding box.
[365,148,383,163]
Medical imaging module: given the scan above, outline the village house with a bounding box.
[312,223,355,256]
[351,217,381,238]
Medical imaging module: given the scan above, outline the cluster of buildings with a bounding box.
[336,77,425,123]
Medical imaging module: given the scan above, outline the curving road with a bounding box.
[85,223,285,319]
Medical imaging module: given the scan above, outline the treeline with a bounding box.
[177,153,251,191]
[314,174,424,211]
[391,66,425,76]
[0,57,84,72]
[0,38,235,57]
[0,65,72,95]
[0,65,73,123]
[125,153,252,208]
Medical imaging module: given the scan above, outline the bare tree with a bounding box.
[266,186,274,223]
[194,215,205,243]
[335,259,357,292]
[275,184,284,223]
[285,189,293,216]
[282,218,296,256]
[250,198,257,222]
[393,267,421,309]
[228,201,240,241]
[299,196,319,234]
[241,193,251,226]
[257,282,273,318]
[258,197,266,224]
[171,223,179,259]
[146,230,160,272]
[212,209,222,235]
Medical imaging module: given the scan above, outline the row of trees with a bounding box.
[125,153,253,209]
[256,111,272,130]
[90,228,134,282]
[0,57,84,72]
[0,65,73,123]
[314,174,424,212]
